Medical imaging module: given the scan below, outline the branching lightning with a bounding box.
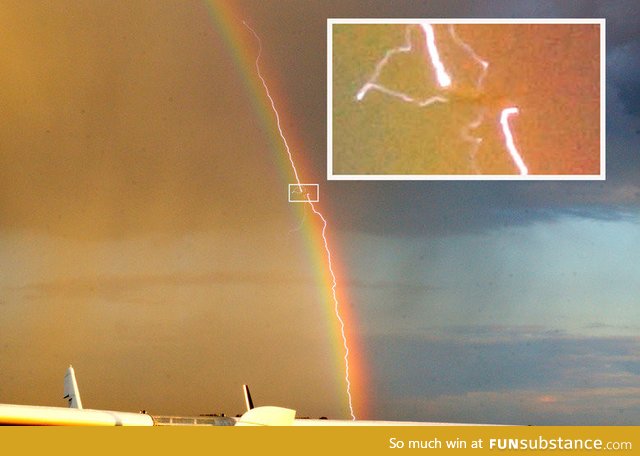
[244,21,356,420]
[447,24,489,92]
[355,22,530,174]
[355,25,450,109]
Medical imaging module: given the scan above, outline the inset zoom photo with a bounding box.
[328,19,604,180]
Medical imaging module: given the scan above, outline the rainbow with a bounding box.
[202,2,367,418]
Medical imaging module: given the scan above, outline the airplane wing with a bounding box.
[0,366,153,426]
[0,403,153,426]
[0,371,497,426]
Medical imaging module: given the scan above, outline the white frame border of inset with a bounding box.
[327,18,606,181]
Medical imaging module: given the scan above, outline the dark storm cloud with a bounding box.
[609,41,640,116]
[467,0,638,45]
[328,180,639,237]
[235,0,640,237]
[319,1,640,237]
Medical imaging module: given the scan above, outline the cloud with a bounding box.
[328,180,640,238]
[468,0,639,48]
[365,330,640,423]
[318,0,640,237]
[609,42,640,116]
[382,386,640,425]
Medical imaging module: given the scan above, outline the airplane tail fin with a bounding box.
[236,385,295,426]
[242,384,254,412]
[63,365,83,409]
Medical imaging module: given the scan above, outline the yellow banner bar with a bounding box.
[1,426,638,455]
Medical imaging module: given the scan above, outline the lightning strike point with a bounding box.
[244,21,357,420]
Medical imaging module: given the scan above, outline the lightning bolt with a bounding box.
[355,25,449,108]
[355,23,529,175]
[447,24,489,92]
[244,21,356,420]
[500,107,528,175]
[462,107,487,174]
[420,23,452,88]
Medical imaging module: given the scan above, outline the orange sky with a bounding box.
[0,1,350,418]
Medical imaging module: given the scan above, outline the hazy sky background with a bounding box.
[0,0,639,424]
